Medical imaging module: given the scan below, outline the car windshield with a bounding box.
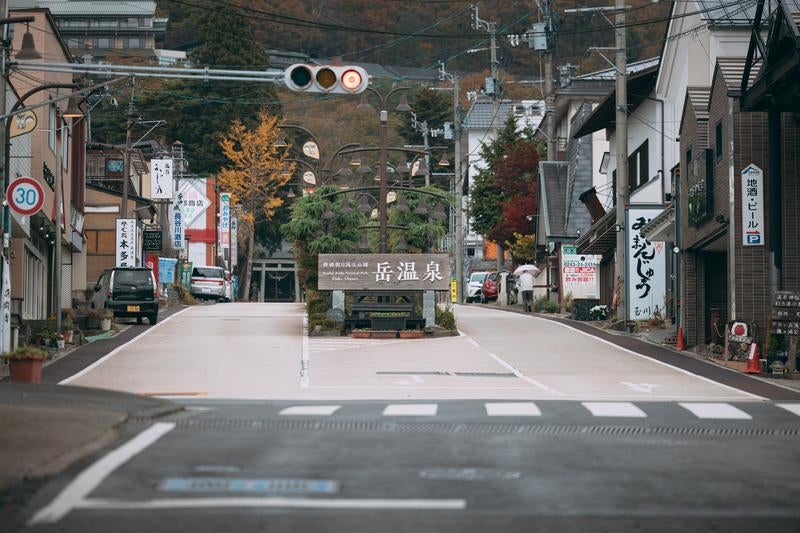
[114,270,152,286]
[470,273,487,283]
[193,267,224,278]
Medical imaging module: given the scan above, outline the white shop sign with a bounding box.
[627,207,667,321]
[561,245,601,299]
[150,158,174,199]
[179,181,210,227]
[741,164,765,246]
[115,218,137,267]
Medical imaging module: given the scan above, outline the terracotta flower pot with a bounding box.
[399,330,424,339]
[8,358,44,383]
[352,331,371,339]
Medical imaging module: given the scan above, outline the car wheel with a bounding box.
[480,294,486,304]
[136,317,143,325]
[148,313,158,325]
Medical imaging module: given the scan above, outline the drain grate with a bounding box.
[127,417,800,438]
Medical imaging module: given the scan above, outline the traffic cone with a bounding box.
[676,327,685,351]
[745,343,761,374]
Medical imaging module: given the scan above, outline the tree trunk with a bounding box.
[242,226,256,302]
[496,243,505,269]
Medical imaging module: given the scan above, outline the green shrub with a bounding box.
[307,313,336,333]
[306,298,328,316]
[541,299,560,314]
[435,306,457,331]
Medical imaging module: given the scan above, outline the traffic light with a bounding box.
[284,64,369,94]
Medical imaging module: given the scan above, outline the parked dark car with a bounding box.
[91,267,159,325]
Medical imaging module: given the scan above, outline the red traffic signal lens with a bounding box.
[289,65,312,89]
[341,69,363,92]
[316,68,337,90]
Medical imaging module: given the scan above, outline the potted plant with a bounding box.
[99,308,113,331]
[2,345,48,383]
[55,333,65,349]
[61,308,75,343]
[399,329,424,339]
[351,329,371,339]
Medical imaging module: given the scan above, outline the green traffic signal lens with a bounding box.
[289,66,312,88]
[316,68,337,90]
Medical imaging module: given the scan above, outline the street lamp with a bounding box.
[357,86,412,253]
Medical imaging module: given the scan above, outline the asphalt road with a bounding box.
[22,400,800,532]
[18,302,800,531]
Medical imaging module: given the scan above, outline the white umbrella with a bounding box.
[513,264,541,276]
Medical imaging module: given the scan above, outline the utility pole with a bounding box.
[543,0,557,161]
[54,110,63,333]
[439,62,463,303]
[121,80,135,219]
[0,0,9,353]
[410,113,431,187]
[614,0,628,324]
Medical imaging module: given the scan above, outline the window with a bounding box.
[92,37,112,48]
[123,37,143,48]
[628,140,649,192]
[715,122,723,161]
[23,246,46,320]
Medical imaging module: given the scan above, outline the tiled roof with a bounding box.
[686,86,711,121]
[462,99,514,130]
[716,57,760,93]
[38,1,156,16]
[575,57,660,81]
[695,0,758,27]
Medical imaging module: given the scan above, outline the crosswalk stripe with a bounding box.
[775,403,800,417]
[383,404,438,416]
[679,403,752,420]
[582,402,647,418]
[485,402,541,416]
[279,405,341,416]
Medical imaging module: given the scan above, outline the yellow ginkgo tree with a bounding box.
[218,110,294,300]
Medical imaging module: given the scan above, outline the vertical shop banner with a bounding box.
[171,190,184,250]
[145,254,159,284]
[1,259,10,354]
[219,192,231,247]
[230,216,238,267]
[561,245,601,299]
[150,158,174,199]
[115,218,137,267]
[741,164,765,246]
[627,207,667,321]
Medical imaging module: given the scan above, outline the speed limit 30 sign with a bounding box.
[7,177,45,216]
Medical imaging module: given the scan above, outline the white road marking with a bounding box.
[621,382,659,394]
[485,402,541,416]
[467,337,481,348]
[279,405,341,416]
[485,351,564,396]
[301,313,310,388]
[679,402,752,420]
[76,497,466,511]
[582,402,648,418]
[394,374,425,386]
[776,403,800,417]
[60,308,191,384]
[29,423,176,525]
[516,313,768,401]
[383,404,438,416]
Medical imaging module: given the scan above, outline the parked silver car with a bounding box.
[466,271,490,303]
[190,266,226,300]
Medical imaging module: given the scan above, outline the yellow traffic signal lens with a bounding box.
[289,65,312,88]
[316,68,337,89]
[341,69,363,92]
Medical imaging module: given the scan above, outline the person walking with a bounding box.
[517,270,535,312]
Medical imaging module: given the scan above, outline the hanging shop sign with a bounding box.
[302,171,317,185]
[115,218,137,267]
[230,216,238,267]
[142,230,163,252]
[741,164,765,246]
[179,181,210,226]
[219,192,231,248]
[318,253,451,291]
[9,110,37,138]
[561,245,601,299]
[150,158,174,199]
[627,207,667,321]
[170,190,184,250]
[6,177,44,216]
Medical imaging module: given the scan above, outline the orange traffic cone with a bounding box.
[676,327,685,351]
[745,343,762,374]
